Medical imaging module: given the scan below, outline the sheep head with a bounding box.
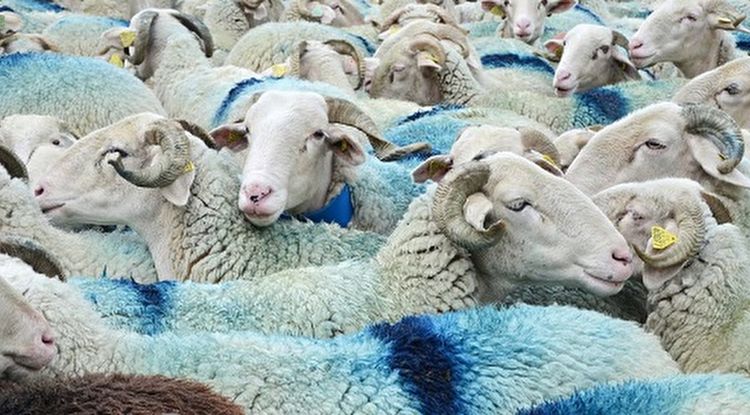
[478,0,577,44]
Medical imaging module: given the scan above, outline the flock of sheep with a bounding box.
[1,0,750,413]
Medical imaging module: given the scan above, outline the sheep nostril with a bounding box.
[612,249,633,266]
[34,186,45,197]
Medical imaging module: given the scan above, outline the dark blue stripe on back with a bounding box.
[574,87,630,125]
[369,315,464,415]
[481,53,555,75]
[113,279,176,335]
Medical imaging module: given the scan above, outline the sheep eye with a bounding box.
[600,45,609,54]
[506,199,530,212]
[644,139,666,150]
[312,130,327,140]
[724,83,741,96]
[539,0,547,8]
[106,148,129,158]
[504,0,510,6]
[52,139,61,146]
[681,14,697,23]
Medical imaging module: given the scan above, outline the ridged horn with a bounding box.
[129,10,158,65]
[611,30,629,48]
[432,161,503,250]
[633,195,707,269]
[518,127,560,164]
[0,144,27,180]
[681,103,744,174]
[0,236,66,281]
[324,97,431,161]
[176,119,216,150]
[109,119,192,188]
[169,11,214,58]
[324,39,365,90]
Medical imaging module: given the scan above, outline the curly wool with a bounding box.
[518,374,750,415]
[10,269,678,414]
[41,14,128,56]
[0,374,243,415]
[0,53,165,135]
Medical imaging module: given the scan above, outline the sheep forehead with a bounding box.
[609,179,704,215]
[74,113,165,151]
[656,0,705,17]
[592,103,683,146]
[484,153,567,194]
[453,126,523,161]
[248,92,329,135]
[566,25,611,46]
[0,115,63,136]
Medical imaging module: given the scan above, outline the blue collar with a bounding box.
[281,184,354,228]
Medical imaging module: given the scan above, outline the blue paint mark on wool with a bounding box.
[481,54,555,75]
[573,4,605,25]
[735,32,750,52]
[397,104,464,125]
[110,279,176,335]
[0,6,15,12]
[370,315,464,415]
[212,77,264,127]
[574,87,630,125]
[348,34,376,55]
[8,0,65,12]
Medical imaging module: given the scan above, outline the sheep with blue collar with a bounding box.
[518,374,750,415]
[0,52,166,136]
[4,259,680,413]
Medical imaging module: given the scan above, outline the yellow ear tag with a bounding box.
[490,5,505,17]
[227,130,245,143]
[388,24,400,35]
[651,225,678,250]
[338,140,348,152]
[554,45,564,60]
[541,154,557,167]
[718,17,733,25]
[428,53,439,64]
[119,30,136,48]
[108,54,124,68]
[271,63,288,78]
[183,160,195,174]
[719,152,727,161]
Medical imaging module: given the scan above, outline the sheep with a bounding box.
[54,0,176,19]
[0,238,57,381]
[1,2,65,33]
[201,0,284,52]
[225,21,377,72]
[628,0,750,78]
[565,102,750,235]
[368,27,683,133]
[282,0,366,27]
[0,374,244,414]
[469,0,577,44]
[0,52,166,136]
[41,14,129,56]
[552,125,600,171]
[374,0,461,28]
[378,3,463,39]
[593,178,750,374]
[544,24,641,96]
[519,374,750,414]
[673,57,750,129]
[68,151,640,339]
[0,9,58,53]
[32,113,394,283]
[5,266,680,413]
[0,158,158,282]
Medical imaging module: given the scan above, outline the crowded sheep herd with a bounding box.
[1,0,750,412]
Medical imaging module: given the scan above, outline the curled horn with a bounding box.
[287,40,307,76]
[169,11,214,58]
[324,97,431,161]
[129,10,159,65]
[611,30,629,48]
[295,0,319,21]
[681,103,744,174]
[109,119,192,188]
[633,194,707,269]
[432,161,504,250]
[0,144,28,180]
[0,236,67,281]
[324,39,366,90]
[176,119,217,150]
[517,127,560,164]
[381,4,459,31]
[409,35,447,65]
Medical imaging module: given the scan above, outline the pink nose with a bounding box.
[556,70,572,82]
[515,18,532,35]
[243,184,272,205]
[628,39,644,52]
[612,247,633,267]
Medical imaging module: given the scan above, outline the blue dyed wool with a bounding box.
[0,53,165,135]
[518,374,750,415]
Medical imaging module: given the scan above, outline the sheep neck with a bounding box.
[375,192,480,316]
[674,33,725,79]
[645,225,750,372]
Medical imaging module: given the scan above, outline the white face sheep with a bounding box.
[478,0,577,44]
[674,57,750,129]
[552,125,600,171]
[545,24,640,97]
[628,0,750,78]
[0,239,59,380]
[283,0,366,27]
[594,178,750,374]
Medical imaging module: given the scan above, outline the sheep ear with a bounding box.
[612,47,640,80]
[708,10,750,32]
[547,0,577,14]
[687,136,750,188]
[464,193,497,232]
[325,129,366,166]
[701,191,733,224]
[480,0,504,15]
[526,151,563,176]
[160,166,196,207]
[412,155,453,183]
[0,11,23,34]
[416,51,442,70]
[209,122,249,151]
[543,37,564,62]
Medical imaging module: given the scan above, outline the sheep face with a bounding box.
[553,127,598,171]
[479,0,577,44]
[0,115,77,166]
[674,57,750,129]
[629,0,749,77]
[32,113,197,228]
[437,153,634,297]
[545,25,639,97]
[566,102,750,197]
[211,91,366,227]
[369,37,445,105]
[0,269,55,380]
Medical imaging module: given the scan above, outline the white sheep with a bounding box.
[474,0,578,44]
[552,124,601,171]
[5,266,680,413]
[32,113,392,283]
[673,57,750,129]
[594,178,750,374]
[629,0,750,78]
